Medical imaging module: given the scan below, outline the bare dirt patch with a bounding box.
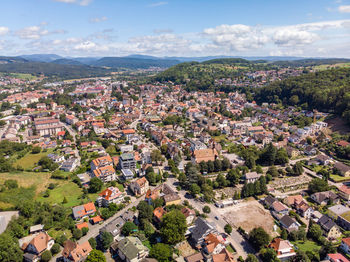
[218,198,277,236]
[325,117,350,135]
[176,241,196,257]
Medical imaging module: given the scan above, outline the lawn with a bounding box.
[14,149,53,170]
[0,186,36,209]
[37,182,84,207]
[293,240,321,253]
[0,172,53,193]
[330,174,350,183]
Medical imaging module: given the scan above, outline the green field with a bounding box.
[0,73,37,80]
[0,172,53,193]
[330,174,350,183]
[293,240,321,252]
[314,63,350,71]
[14,149,53,170]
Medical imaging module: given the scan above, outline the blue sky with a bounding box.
[0,0,350,57]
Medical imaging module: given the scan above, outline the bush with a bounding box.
[51,243,60,255]
[88,237,97,249]
[202,205,211,214]
[41,250,52,262]
[32,147,41,154]
[224,224,232,234]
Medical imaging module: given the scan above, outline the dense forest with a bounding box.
[255,68,350,122]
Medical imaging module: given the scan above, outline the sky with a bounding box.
[0,0,350,58]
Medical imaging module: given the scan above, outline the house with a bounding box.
[181,207,196,225]
[153,207,166,223]
[61,240,92,262]
[263,195,277,208]
[122,169,134,180]
[191,217,218,247]
[76,222,88,231]
[340,237,350,255]
[334,162,350,177]
[90,155,113,170]
[201,233,226,258]
[97,187,125,207]
[311,191,339,205]
[286,146,299,158]
[48,153,65,163]
[72,202,96,220]
[212,249,235,262]
[92,165,116,182]
[315,154,331,165]
[294,200,313,219]
[245,172,262,183]
[21,232,54,262]
[279,215,300,232]
[60,158,79,172]
[164,192,181,206]
[119,153,136,169]
[34,117,64,137]
[185,253,204,262]
[129,177,149,196]
[99,216,126,240]
[338,185,350,201]
[29,224,44,234]
[326,253,350,262]
[269,238,296,261]
[122,129,136,141]
[271,201,289,215]
[117,236,149,262]
[317,215,342,240]
[192,149,218,164]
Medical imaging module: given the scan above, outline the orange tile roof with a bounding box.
[91,215,103,224]
[76,222,89,230]
[122,129,135,135]
[153,207,166,220]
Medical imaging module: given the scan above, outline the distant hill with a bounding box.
[0,59,111,79]
[270,58,350,67]
[51,58,84,66]
[19,54,63,63]
[91,57,181,69]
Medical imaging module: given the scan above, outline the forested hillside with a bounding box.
[255,68,350,121]
[154,59,275,91]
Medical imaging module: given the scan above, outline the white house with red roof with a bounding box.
[97,187,125,207]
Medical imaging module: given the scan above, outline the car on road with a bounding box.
[215,216,219,220]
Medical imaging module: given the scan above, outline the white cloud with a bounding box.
[14,25,66,40]
[89,16,108,23]
[0,27,9,36]
[339,5,350,13]
[149,1,168,7]
[272,29,319,46]
[153,28,173,34]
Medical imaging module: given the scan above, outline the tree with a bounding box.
[86,249,106,262]
[151,150,164,165]
[281,229,288,240]
[160,210,187,244]
[190,183,201,195]
[214,159,222,171]
[0,233,23,262]
[31,146,41,154]
[41,250,52,262]
[149,243,173,262]
[73,228,82,240]
[224,224,232,234]
[245,254,259,262]
[308,178,329,194]
[260,248,280,262]
[137,201,154,221]
[307,224,323,241]
[203,205,211,214]
[122,221,138,236]
[51,243,60,255]
[293,162,304,176]
[82,227,89,236]
[275,148,289,165]
[267,166,279,177]
[62,196,68,204]
[88,177,103,193]
[249,227,270,250]
[88,238,97,249]
[100,232,113,250]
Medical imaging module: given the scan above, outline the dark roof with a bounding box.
[191,217,216,243]
[280,215,297,228]
[318,215,337,232]
[334,162,350,173]
[264,195,277,206]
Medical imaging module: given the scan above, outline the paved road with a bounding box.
[165,177,256,259]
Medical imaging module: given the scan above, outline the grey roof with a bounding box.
[30,224,44,233]
[117,237,148,261]
[280,215,298,228]
[264,195,277,206]
[191,217,216,243]
[100,216,125,237]
[318,215,337,232]
[121,153,135,161]
[328,204,350,216]
[72,205,84,219]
